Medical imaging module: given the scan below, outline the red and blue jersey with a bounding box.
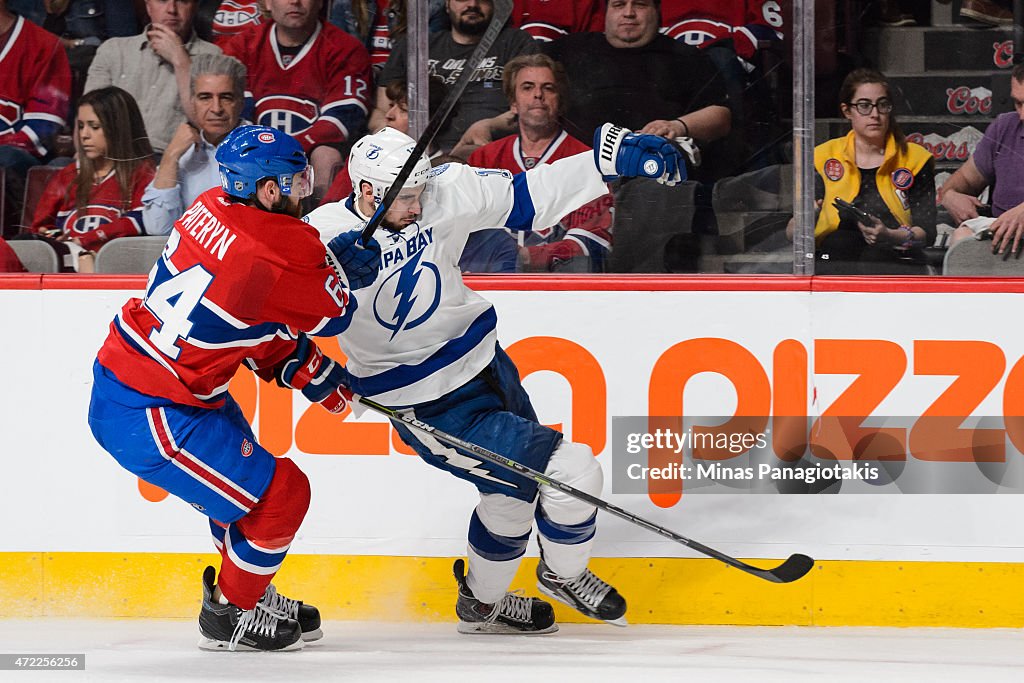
[660,0,785,61]
[468,131,613,269]
[222,21,372,152]
[511,0,604,42]
[210,0,264,46]
[97,188,355,409]
[31,162,155,251]
[0,15,71,157]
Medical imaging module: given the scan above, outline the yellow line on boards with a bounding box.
[3,553,1022,627]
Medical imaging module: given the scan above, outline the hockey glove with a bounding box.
[593,123,687,186]
[327,230,382,290]
[277,333,353,414]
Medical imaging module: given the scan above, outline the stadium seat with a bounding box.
[19,165,62,234]
[609,179,698,273]
[94,236,169,274]
[713,164,794,254]
[7,240,59,273]
[943,238,1024,276]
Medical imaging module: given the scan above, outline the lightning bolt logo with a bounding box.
[373,249,441,340]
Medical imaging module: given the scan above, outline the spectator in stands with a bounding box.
[940,64,1024,256]
[466,53,612,272]
[550,0,729,174]
[0,0,72,237]
[659,0,784,170]
[509,0,604,41]
[787,69,936,274]
[142,53,245,235]
[29,86,155,272]
[659,1,783,68]
[373,0,538,152]
[320,75,447,205]
[222,0,372,197]
[452,0,730,179]
[85,0,221,154]
[330,0,447,72]
[44,0,143,106]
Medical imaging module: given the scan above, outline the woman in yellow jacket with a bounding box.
[793,69,936,273]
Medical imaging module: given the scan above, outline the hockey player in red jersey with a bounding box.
[88,125,382,651]
[221,0,373,196]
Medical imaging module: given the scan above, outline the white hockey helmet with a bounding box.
[348,127,432,206]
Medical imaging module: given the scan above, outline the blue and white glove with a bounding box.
[327,230,382,290]
[593,123,688,186]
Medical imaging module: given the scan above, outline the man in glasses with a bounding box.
[940,63,1024,256]
[87,125,381,652]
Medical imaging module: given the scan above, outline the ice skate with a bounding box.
[453,559,558,635]
[261,583,322,642]
[197,566,304,652]
[536,557,628,626]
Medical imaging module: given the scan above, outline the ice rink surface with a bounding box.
[1,620,1023,682]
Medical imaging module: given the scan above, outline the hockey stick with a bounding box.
[359,0,514,246]
[357,396,815,584]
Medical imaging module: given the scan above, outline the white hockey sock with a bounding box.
[538,535,595,580]
[466,546,521,605]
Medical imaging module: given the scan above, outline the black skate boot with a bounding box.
[453,559,558,635]
[260,584,322,642]
[536,557,628,626]
[197,566,304,651]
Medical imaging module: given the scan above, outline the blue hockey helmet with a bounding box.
[215,125,314,200]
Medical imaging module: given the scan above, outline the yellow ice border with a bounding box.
[3,553,1022,627]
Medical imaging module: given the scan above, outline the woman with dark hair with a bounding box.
[789,68,936,274]
[30,86,155,271]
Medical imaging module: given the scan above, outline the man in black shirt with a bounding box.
[545,0,730,154]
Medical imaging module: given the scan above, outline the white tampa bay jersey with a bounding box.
[303,152,608,405]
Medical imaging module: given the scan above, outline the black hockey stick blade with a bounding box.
[741,553,815,584]
[764,553,815,583]
[359,0,514,245]
[357,395,815,584]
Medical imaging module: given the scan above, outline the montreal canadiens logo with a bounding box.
[241,439,254,457]
[64,205,121,234]
[824,158,844,181]
[891,168,914,190]
[0,98,22,129]
[256,95,318,135]
[257,132,275,143]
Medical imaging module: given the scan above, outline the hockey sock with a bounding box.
[466,509,530,605]
[216,458,310,609]
[536,509,597,579]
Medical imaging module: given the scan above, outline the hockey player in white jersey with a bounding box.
[305,124,686,634]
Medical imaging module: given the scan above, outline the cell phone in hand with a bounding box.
[833,197,876,225]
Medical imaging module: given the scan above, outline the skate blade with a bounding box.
[456,621,559,635]
[301,628,324,642]
[538,583,628,627]
[197,635,306,652]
